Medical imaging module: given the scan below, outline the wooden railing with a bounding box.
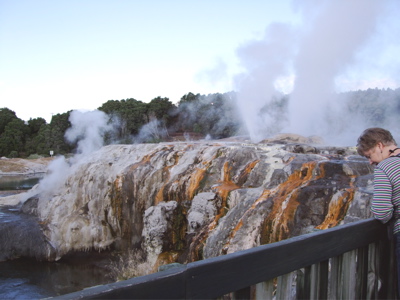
[52,218,397,299]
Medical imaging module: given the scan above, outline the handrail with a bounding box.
[51,218,394,299]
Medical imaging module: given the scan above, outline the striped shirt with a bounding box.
[371,155,400,234]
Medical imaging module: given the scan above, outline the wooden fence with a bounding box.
[52,218,397,299]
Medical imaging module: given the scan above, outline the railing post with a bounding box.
[296,266,311,299]
[310,260,329,299]
[355,245,369,300]
[328,255,342,300]
[342,249,357,299]
[254,279,274,299]
[367,242,380,299]
[276,272,295,299]
[327,250,358,299]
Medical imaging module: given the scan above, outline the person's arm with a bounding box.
[371,168,394,223]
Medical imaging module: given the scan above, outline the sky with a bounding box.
[0,0,295,122]
[1,0,399,124]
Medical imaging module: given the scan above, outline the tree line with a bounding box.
[1,87,400,158]
[0,92,241,158]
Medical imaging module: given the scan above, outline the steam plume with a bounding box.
[136,119,168,143]
[24,110,114,200]
[234,0,396,145]
[65,110,114,158]
[235,23,295,142]
[287,0,383,138]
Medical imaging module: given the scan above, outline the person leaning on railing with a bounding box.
[357,127,400,297]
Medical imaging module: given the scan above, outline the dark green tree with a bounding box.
[0,118,29,157]
[98,100,122,115]
[34,124,52,155]
[28,117,47,135]
[49,112,73,154]
[0,107,18,135]
[174,92,201,132]
[24,117,48,155]
[147,97,176,126]
[178,92,199,104]
[122,98,148,135]
[99,98,149,141]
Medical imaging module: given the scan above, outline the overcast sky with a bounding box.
[1,0,399,123]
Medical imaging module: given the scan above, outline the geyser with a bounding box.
[233,0,396,145]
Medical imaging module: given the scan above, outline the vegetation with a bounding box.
[173,92,241,138]
[0,92,243,157]
[1,88,400,158]
[0,109,74,158]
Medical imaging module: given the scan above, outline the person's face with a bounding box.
[364,143,384,165]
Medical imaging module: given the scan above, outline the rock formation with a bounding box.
[0,140,374,270]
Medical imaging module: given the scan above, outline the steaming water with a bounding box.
[0,177,114,299]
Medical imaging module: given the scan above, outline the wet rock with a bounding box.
[0,208,56,261]
[203,188,268,258]
[0,141,375,267]
[284,144,318,154]
[142,201,178,265]
[20,195,39,216]
[187,192,218,233]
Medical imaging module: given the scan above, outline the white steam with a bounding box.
[24,110,114,200]
[136,119,168,143]
[29,156,70,199]
[287,0,383,138]
[235,23,295,142]
[233,0,397,145]
[65,110,114,158]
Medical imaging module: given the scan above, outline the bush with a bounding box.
[8,150,18,158]
[27,154,43,159]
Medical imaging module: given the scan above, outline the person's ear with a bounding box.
[377,142,384,152]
